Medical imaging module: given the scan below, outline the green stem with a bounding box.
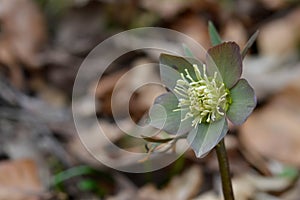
[215,138,235,200]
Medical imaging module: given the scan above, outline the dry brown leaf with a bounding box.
[233,174,293,199]
[257,7,300,56]
[243,58,300,100]
[194,173,293,200]
[68,119,127,167]
[0,0,47,88]
[69,117,179,170]
[0,159,43,200]
[96,58,164,120]
[0,40,24,88]
[207,135,251,175]
[221,20,247,48]
[280,178,300,200]
[137,165,202,200]
[245,174,292,192]
[171,13,210,57]
[96,69,128,116]
[240,84,300,167]
[130,84,165,120]
[192,191,219,200]
[29,76,68,107]
[107,165,202,200]
[0,0,47,67]
[140,0,197,19]
[259,0,289,9]
[55,2,105,55]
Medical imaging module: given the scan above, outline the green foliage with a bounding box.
[278,166,299,180]
[241,30,259,58]
[182,43,195,57]
[52,165,114,197]
[208,21,222,46]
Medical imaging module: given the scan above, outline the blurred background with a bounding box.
[0,0,300,199]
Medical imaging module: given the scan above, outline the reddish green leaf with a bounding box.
[160,53,203,91]
[227,79,256,125]
[206,42,242,89]
[149,92,192,135]
[187,117,228,158]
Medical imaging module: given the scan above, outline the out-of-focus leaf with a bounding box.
[222,19,247,48]
[0,159,43,200]
[278,166,298,179]
[240,84,300,167]
[208,21,222,46]
[241,30,259,59]
[52,165,94,186]
[0,0,47,67]
[136,165,202,200]
[182,43,195,57]
[257,8,300,56]
[78,179,98,191]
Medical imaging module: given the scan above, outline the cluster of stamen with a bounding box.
[174,64,229,127]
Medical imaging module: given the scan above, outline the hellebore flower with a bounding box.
[149,42,256,157]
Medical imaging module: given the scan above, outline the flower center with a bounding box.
[174,64,229,127]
